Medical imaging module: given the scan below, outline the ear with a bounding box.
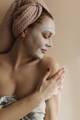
[24,29,28,34]
[21,29,28,38]
[21,31,26,38]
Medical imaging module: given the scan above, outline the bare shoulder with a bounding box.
[40,57,59,70]
[38,56,60,75]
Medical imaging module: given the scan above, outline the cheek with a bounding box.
[30,31,44,47]
[34,35,46,48]
[24,35,41,51]
[24,33,46,51]
[24,36,34,50]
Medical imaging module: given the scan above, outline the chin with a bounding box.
[33,52,45,59]
[30,49,47,60]
[37,54,44,59]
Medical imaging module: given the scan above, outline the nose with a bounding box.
[46,39,53,47]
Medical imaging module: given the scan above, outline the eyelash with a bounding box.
[43,34,51,39]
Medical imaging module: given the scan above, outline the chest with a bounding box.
[0,58,50,99]
[12,63,42,99]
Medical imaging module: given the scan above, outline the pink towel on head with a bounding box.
[12,0,51,38]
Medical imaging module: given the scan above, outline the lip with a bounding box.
[41,49,47,54]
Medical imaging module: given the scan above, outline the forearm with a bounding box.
[44,94,62,120]
[0,92,42,120]
[44,101,58,120]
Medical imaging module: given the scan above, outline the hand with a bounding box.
[46,67,65,98]
[37,67,65,101]
[51,71,65,95]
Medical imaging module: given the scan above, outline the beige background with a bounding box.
[0,0,80,120]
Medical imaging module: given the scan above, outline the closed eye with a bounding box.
[42,32,53,39]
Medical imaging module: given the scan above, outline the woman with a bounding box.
[0,0,65,120]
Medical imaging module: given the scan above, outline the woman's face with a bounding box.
[23,16,55,59]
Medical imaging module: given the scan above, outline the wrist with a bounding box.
[34,91,45,103]
[29,92,44,107]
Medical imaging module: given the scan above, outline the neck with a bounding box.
[9,38,31,69]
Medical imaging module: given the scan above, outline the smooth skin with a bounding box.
[0,15,65,120]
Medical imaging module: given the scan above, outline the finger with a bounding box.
[58,85,64,91]
[55,70,64,80]
[55,84,63,93]
[53,87,59,95]
[54,67,65,77]
[61,78,64,84]
[43,70,50,82]
[48,67,65,80]
[61,74,65,79]
[57,78,64,86]
[57,75,65,87]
